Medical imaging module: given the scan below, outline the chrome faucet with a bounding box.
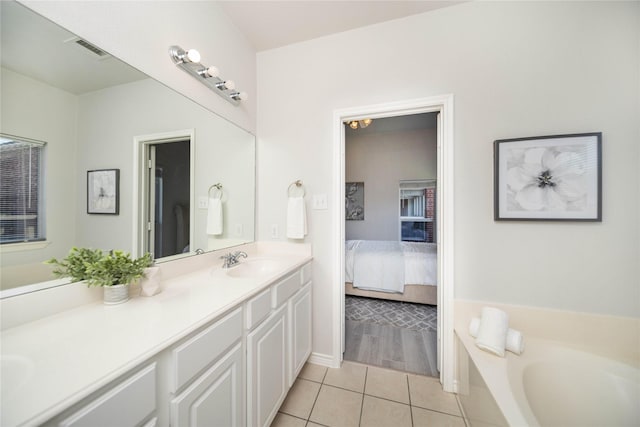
[220,251,248,268]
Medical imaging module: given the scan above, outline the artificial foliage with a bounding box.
[46,248,153,287]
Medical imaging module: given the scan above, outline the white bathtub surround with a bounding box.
[454,300,640,426]
[286,196,307,239]
[469,317,525,355]
[475,307,510,357]
[0,241,312,426]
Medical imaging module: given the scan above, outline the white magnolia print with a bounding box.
[506,146,587,212]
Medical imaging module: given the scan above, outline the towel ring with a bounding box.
[287,180,305,197]
[208,183,223,200]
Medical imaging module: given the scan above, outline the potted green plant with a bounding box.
[45,247,104,283]
[46,249,153,305]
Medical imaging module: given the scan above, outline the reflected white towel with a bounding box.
[475,307,509,357]
[469,317,525,355]
[206,197,223,235]
[286,196,307,239]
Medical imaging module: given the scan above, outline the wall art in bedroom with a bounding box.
[346,182,365,220]
[494,132,601,221]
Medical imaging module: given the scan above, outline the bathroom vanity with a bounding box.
[0,243,312,427]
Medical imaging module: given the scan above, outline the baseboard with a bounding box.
[308,351,340,368]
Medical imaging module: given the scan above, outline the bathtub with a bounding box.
[456,330,640,426]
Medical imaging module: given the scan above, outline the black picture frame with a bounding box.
[494,133,602,221]
[87,169,120,215]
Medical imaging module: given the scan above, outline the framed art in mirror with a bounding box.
[87,169,119,215]
[494,132,602,221]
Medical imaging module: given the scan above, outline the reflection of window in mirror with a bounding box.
[0,135,46,245]
[399,180,436,243]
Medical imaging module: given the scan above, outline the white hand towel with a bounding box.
[469,317,525,355]
[206,197,223,236]
[475,307,509,357]
[286,196,307,239]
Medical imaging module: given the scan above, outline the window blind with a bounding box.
[0,135,46,244]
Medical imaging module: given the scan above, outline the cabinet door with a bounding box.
[289,283,312,386]
[247,304,287,427]
[171,343,243,427]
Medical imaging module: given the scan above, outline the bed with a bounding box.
[345,240,437,305]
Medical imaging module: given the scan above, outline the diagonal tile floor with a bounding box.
[271,361,466,427]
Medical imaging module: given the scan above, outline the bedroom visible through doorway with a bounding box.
[343,113,439,377]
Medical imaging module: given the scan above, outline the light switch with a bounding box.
[198,197,208,209]
[234,223,243,236]
[313,194,328,210]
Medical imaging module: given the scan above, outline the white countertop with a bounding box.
[1,243,312,427]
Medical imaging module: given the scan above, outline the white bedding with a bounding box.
[345,240,437,293]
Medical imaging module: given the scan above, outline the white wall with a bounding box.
[20,0,256,134]
[0,68,78,286]
[345,128,436,240]
[257,1,640,358]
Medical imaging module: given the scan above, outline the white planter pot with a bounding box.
[140,266,161,297]
[103,283,130,305]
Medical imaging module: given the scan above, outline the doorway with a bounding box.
[333,95,455,391]
[343,113,439,377]
[133,129,195,261]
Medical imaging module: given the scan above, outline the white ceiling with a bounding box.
[218,1,465,51]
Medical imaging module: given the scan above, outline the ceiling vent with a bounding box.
[64,36,110,59]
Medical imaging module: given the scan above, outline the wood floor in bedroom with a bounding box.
[344,317,438,377]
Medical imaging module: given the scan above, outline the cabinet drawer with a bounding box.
[301,262,312,284]
[246,287,272,330]
[271,271,301,308]
[171,343,243,427]
[59,363,156,427]
[171,307,242,392]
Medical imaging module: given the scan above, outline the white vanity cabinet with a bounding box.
[288,282,312,387]
[246,263,313,427]
[20,257,312,427]
[169,308,244,427]
[246,304,288,427]
[44,363,157,427]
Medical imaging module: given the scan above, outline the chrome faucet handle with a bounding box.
[234,251,248,259]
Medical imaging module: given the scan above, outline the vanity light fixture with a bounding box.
[168,45,247,106]
[346,118,373,130]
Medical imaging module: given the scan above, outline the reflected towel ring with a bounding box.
[287,180,305,197]
[208,183,223,200]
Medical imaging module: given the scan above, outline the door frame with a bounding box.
[132,129,195,261]
[332,94,455,391]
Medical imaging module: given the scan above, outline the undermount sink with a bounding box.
[224,257,288,278]
[1,355,35,389]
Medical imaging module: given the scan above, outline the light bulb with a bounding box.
[185,49,201,63]
[231,91,249,101]
[361,118,372,127]
[349,121,358,129]
[205,66,219,77]
[224,80,235,90]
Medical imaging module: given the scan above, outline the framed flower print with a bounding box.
[494,133,601,221]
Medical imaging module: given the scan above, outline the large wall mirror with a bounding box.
[0,1,255,294]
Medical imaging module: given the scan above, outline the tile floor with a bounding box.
[271,361,466,427]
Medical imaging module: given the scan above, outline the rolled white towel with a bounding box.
[475,307,509,357]
[469,317,525,355]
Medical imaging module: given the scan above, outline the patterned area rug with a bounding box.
[345,295,437,332]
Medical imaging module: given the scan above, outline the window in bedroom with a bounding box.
[0,134,46,245]
[399,179,436,243]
